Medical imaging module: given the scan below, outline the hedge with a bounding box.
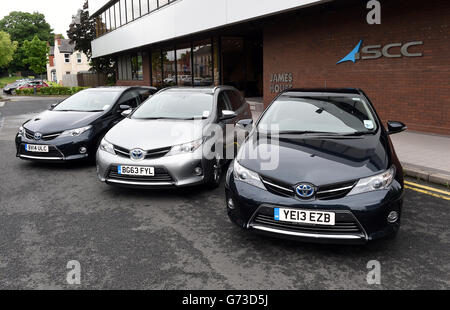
[15,86,88,96]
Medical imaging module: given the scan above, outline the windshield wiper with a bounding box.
[276,130,342,135]
[136,116,206,120]
[339,131,374,136]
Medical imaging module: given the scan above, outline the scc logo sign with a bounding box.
[337,40,423,64]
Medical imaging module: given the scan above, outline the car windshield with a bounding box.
[131,92,213,120]
[257,95,378,135]
[53,91,121,112]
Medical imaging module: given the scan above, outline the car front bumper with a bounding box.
[225,173,404,245]
[15,133,93,162]
[96,147,214,188]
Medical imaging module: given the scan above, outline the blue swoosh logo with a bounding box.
[337,40,363,64]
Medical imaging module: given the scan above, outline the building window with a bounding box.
[118,53,144,81]
[95,0,181,38]
[115,1,121,27]
[159,0,170,7]
[66,72,71,75]
[77,53,82,64]
[64,54,70,63]
[110,7,116,30]
[149,38,214,88]
[176,45,192,86]
[162,49,176,87]
[126,0,133,23]
[105,9,111,32]
[193,40,213,86]
[132,53,143,80]
[120,0,127,24]
[151,51,163,88]
[149,0,158,11]
[141,0,149,15]
[133,0,141,19]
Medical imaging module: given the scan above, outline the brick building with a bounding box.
[89,0,450,134]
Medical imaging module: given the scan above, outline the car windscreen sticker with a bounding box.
[117,165,122,174]
[274,208,280,221]
[202,111,210,118]
[364,120,374,129]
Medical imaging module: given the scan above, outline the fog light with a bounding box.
[79,147,87,154]
[194,167,203,176]
[387,211,399,223]
[227,198,235,210]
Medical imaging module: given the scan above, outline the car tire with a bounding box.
[206,158,222,189]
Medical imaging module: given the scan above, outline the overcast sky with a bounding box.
[0,0,85,36]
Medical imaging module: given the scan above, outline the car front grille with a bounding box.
[250,205,364,236]
[113,145,172,160]
[260,176,356,200]
[25,128,62,141]
[107,165,174,183]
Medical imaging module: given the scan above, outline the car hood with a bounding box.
[23,110,104,134]
[238,132,391,186]
[105,118,205,150]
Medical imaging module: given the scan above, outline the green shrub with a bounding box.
[16,86,88,96]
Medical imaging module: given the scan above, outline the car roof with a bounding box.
[281,88,363,97]
[87,86,156,93]
[158,85,236,94]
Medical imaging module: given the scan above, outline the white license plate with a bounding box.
[117,165,155,176]
[25,144,49,153]
[274,208,335,226]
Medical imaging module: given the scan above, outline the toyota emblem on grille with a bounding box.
[295,183,316,199]
[34,132,42,140]
[130,148,144,160]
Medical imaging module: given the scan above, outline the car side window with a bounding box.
[225,90,243,111]
[217,91,232,117]
[138,89,154,103]
[117,91,140,108]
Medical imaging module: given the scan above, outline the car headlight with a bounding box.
[60,125,92,137]
[348,166,396,196]
[18,126,24,137]
[166,139,203,156]
[99,138,116,155]
[233,160,266,190]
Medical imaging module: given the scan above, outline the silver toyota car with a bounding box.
[96,86,252,189]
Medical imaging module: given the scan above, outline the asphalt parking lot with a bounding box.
[0,96,449,289]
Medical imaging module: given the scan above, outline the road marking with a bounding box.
[405,181,450,196]
[0,102,5,107]
[405,182,450,201]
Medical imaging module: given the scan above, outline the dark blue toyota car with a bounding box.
[225,88,406,244]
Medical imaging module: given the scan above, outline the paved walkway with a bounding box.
[390,131,450,185]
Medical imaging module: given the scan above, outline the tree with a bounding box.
[68,1,115,82]
[0,11,54,73]
[0,31,18,68]
[22,35,48,74]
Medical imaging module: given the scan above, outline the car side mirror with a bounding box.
[121,109,133,117]
[236,119,253,130]
[220,110,237,121]
[119,104,131,111]
[387,121,407,135]
[50,101,62,110]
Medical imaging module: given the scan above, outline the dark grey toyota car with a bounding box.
[225,88,406,244]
